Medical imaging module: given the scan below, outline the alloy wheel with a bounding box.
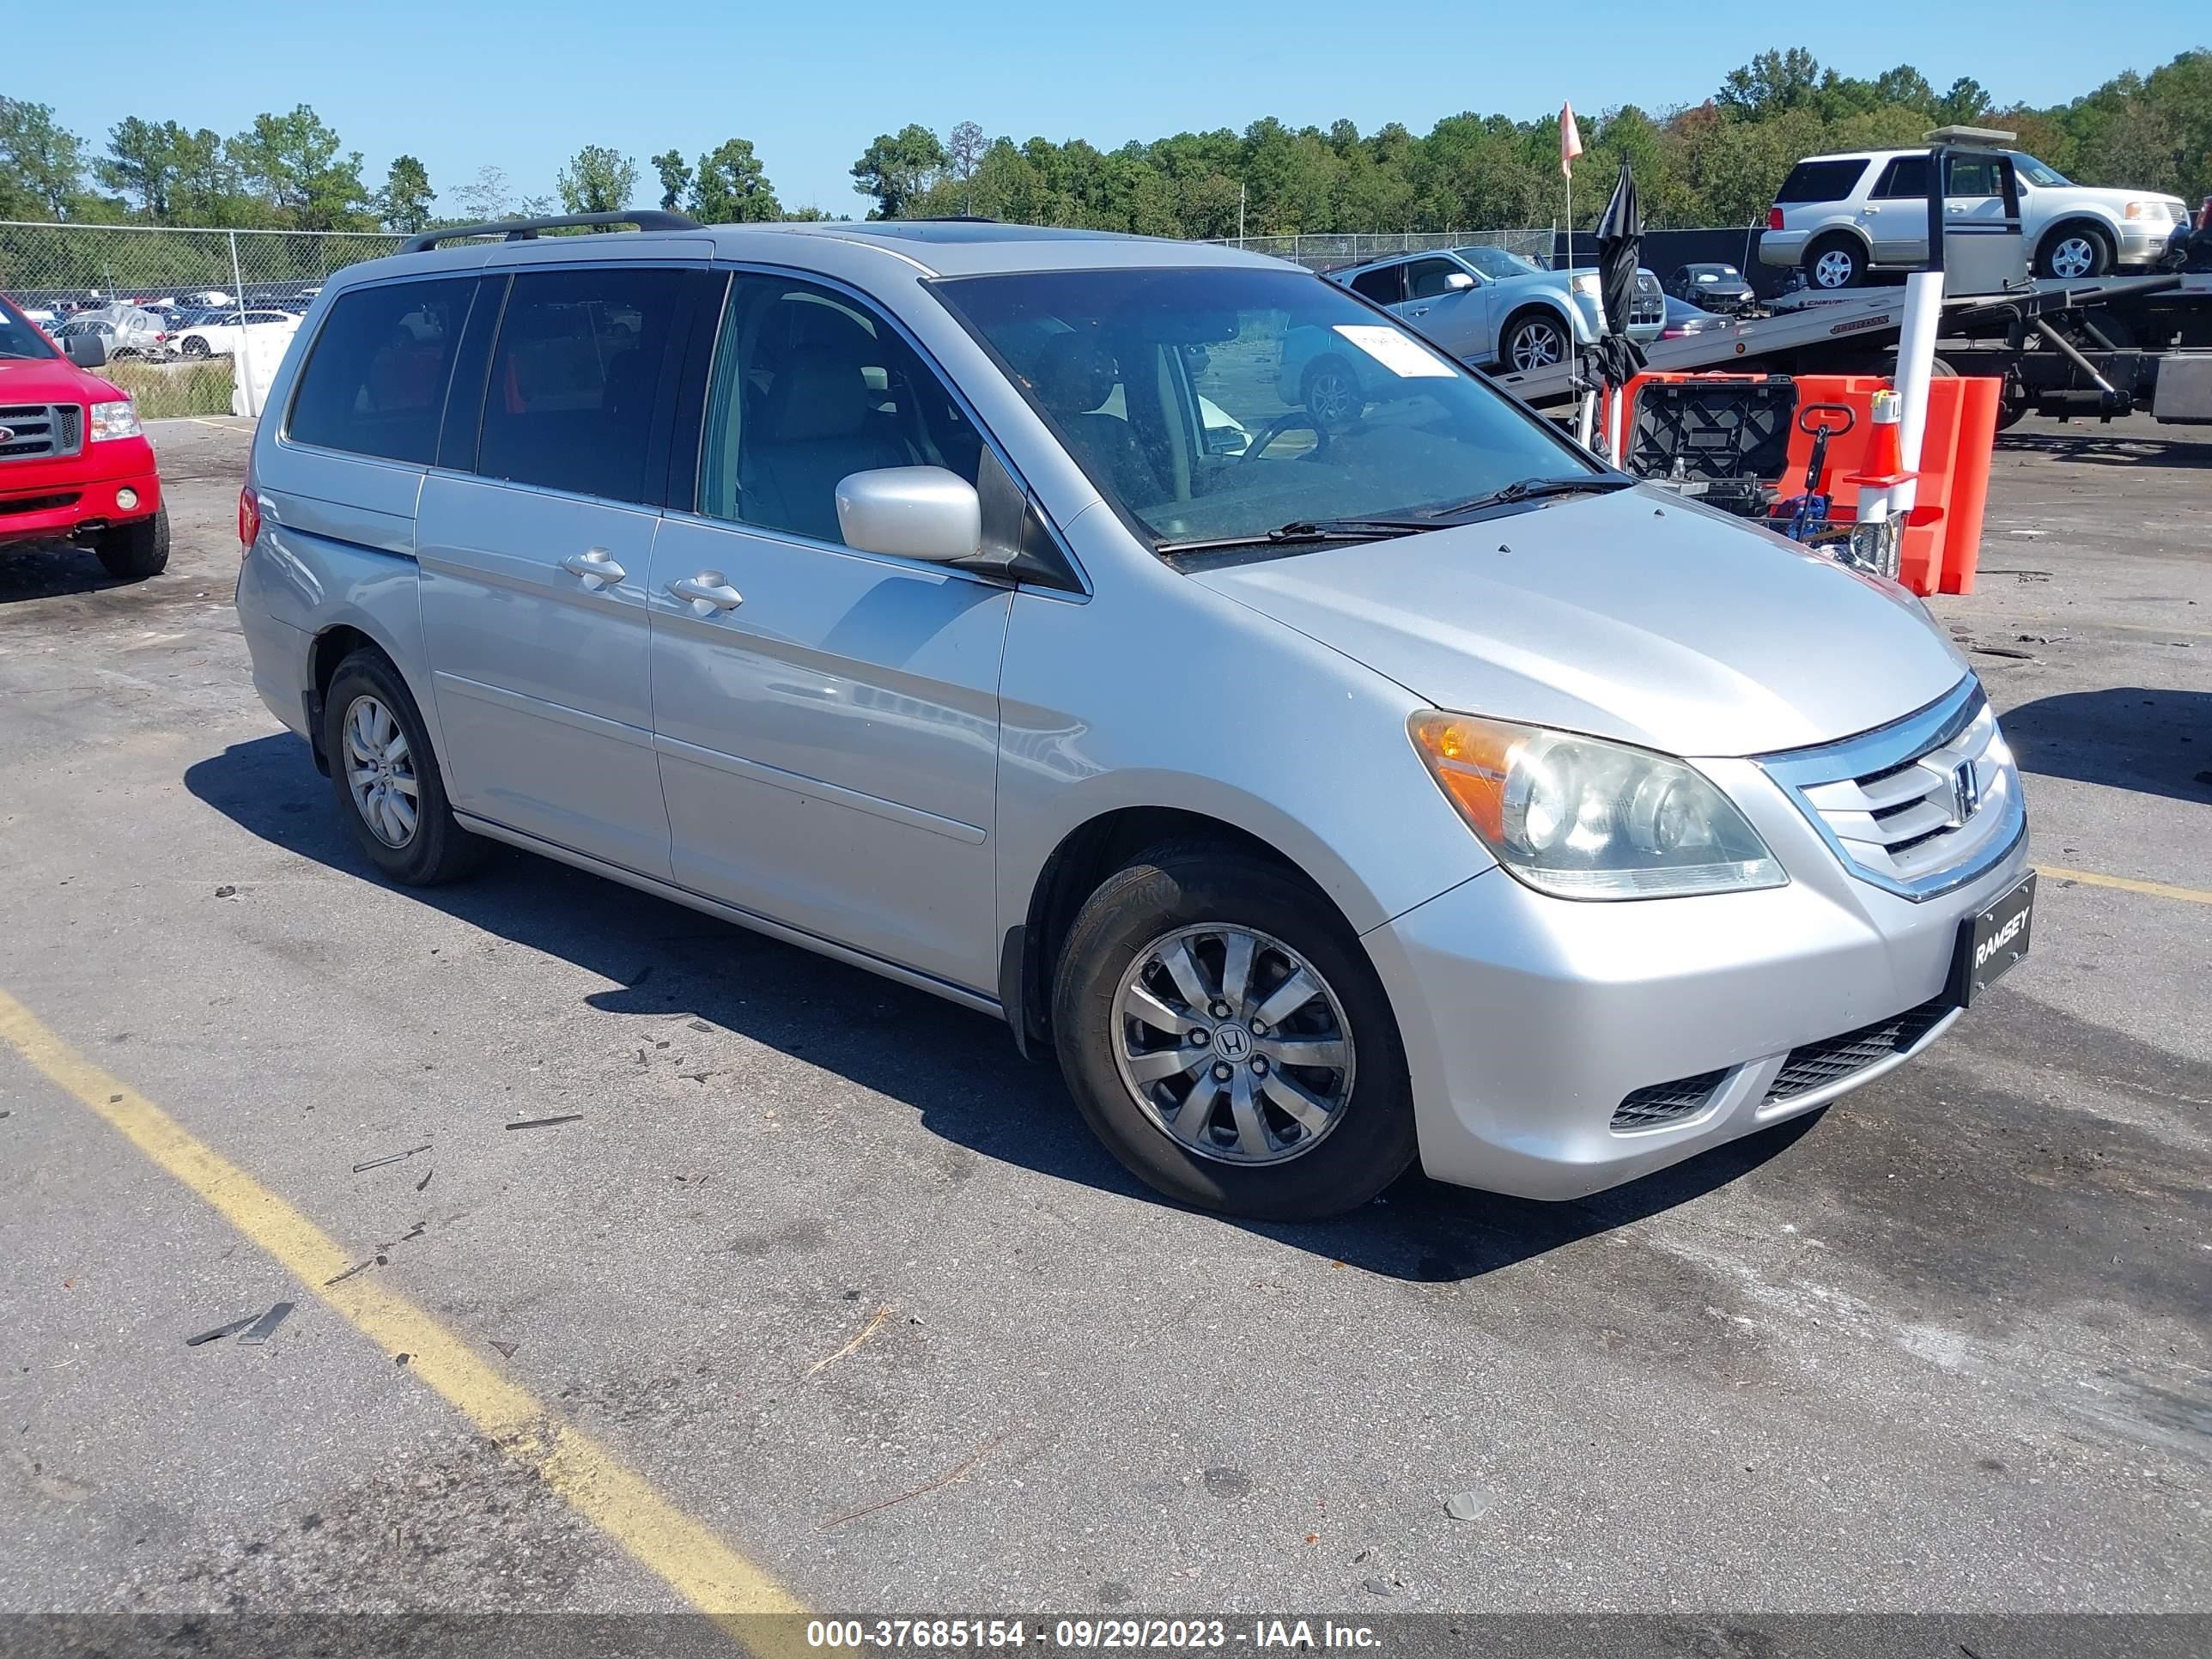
[1306,365,1359,426]
[1509,321,1565,371]
[1111,925,1356,1167]
[2049,235,2098,279]
[343,694,419,848]
[1813,248,1856,289]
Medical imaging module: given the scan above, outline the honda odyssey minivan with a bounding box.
[234,214,2034,1220]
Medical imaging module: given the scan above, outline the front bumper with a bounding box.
[0,454,161,546]
[1363,748,2031,1200]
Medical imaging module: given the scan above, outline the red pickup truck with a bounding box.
[1,292,168,580]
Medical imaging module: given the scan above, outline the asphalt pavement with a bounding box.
[1,414,2206,1626]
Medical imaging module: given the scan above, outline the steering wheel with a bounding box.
[1239,411,1330,464]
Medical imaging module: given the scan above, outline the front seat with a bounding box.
[1030,331,1161,506]
[740,343,912,544]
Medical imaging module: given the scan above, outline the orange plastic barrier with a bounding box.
[1620,371,2002,596]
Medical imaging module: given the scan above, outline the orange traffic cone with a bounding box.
[1846,386,1912,492]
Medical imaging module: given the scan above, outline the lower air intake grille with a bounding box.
[1613,1067,1728,1130]
[1764,994,1954,1104]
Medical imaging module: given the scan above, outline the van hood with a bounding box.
[1188,485,1971,757]
[0,354,113,404]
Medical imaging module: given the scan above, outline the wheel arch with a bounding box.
[304,617,434,777]
[1004,801,1373,1060]
[1496,301,1574,366]
[1804,226,1872,265]
[2038,216,2117,264]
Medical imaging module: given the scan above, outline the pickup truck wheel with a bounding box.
[2037,224,2112,280]
[1052,845,1417,1220]
[94,505,169,580]
[321,649,487,886]
[1500,308,1570,372]
[1805,234,1865,290]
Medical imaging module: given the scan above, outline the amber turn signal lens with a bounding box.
[1407,711,1525,844]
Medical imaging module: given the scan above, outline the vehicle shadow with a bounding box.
[0,538,130,605]
[1992,429,2212,470]
[184,732,1816,1283]
[2002,686,2212,803]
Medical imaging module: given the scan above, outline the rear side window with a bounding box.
[288,278,474,464]
[1873,157,1929,200]
[1776,160,1869,204]
[475,266,685,506]
[1348,265,1404,305]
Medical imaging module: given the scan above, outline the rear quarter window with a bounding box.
[286,277,476,464]
[1776,160,1870,204]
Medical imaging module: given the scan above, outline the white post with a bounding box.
[1889,267,1944,517]
[228,229,258,419]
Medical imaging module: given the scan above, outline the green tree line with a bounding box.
[846,49,2211,234]
[6,48,2207,242]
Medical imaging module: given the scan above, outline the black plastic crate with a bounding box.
[1627,375,1797,483]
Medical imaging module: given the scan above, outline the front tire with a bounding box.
[94,506,169,580]
[1804,234,1866,290]
[1498,309,1570,373]
[1051,846,1417,1220]
[180,336,210,359]
[321,649,487,886]
[2037,224,2112,281]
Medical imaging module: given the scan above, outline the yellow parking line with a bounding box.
[2036,865,2212,906]
[0,987,806,1640]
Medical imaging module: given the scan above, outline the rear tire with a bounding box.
[180,336,210,359]
[321,648,488,886]
[1051,845,1417,1220]
[94,506,169,580]
[1300,356,1366,428]
[1804,234,1866,290]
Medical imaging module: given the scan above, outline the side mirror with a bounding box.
[835,466,983,563]
[1443,270,1477,292]
[64,331,107,368]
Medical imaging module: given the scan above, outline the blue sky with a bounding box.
[21,3,2205,216]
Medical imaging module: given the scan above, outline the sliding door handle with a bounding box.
[560,548,626,589]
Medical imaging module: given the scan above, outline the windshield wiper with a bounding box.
[1154,517,1438,556]
[1416,476,1636,520]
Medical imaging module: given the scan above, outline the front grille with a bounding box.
[1758,679,2021,900]
[1613,1067,1729,1129]
[1764,994,1953,1104]
[0,490,78,516]
[0,404,81,462]
[1631,271,1666,326]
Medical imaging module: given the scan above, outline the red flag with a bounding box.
[1559,101,1584,179]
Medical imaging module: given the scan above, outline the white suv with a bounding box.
[1760,147,2191,289]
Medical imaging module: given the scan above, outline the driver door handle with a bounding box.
[560,548,626,590]
[670,572,744,615]
[1408,305,1431,316]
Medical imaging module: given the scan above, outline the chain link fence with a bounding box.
[1205,228,1556,270]
[2,221,404,416]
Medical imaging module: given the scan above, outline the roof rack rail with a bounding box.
[398,210,702,255]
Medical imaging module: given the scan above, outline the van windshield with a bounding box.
[933,266,1593,554]
[0,298,59,361]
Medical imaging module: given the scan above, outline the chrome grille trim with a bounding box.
[1756,676,2026,902]
[0,404,82,462]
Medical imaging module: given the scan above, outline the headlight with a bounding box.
[1408,712,1786,900]
[89,400,143,442]
[1569,271,1601,296]
[2124,201,2148,220]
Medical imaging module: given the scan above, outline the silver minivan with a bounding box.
[235,216,2034,1220]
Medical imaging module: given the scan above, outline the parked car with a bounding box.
[172,308,303,360]
[1324,245,1663,375]
[235,222,2033,1221]
[1658,295,1732,339]
[1762,143,2193,289]
[0,292,169,579]
[52,306,168,360]
[1664,262,1755,313]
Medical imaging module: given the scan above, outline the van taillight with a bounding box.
[1768,206,1785,231]
[238,482,260,556]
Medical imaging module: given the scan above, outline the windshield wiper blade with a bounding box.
[1155,517,1437,556]
[1418,476,1636,520]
